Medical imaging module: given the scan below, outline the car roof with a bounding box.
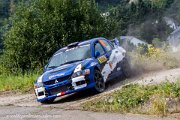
[54,37,106,55]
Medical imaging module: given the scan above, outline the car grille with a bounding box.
[44,75,71,85]
[50,85,69,95]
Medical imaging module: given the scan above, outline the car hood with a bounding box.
[40,58,93,82]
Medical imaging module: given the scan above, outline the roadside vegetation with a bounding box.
[0,73,38,93]
[82,80,180,116]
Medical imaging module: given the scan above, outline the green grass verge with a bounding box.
[0,73,39,93]
[82,80,180,116]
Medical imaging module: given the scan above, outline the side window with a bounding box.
[95,43,105,56]
[99,40,113,52]
[107,40,115,49]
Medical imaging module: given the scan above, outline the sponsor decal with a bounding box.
[49,73,65,79]
[117,67,121,71]
[74,64,82,73]
[109,62,113,69]
[97,55,107,63]
[99,40,106,47]
[99,40,111,51]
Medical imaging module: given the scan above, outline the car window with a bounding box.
[99,40,112,52]
[95,42,105,56]
[47,44,91,68]
[107,40,115,49]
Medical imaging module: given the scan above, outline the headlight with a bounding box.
[34,82,44,89]
[72,69,90,78]
[34,75,44,88]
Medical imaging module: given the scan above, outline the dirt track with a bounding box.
[0,68,180,120]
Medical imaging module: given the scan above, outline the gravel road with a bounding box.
[0,106,176,120]
[0,68,180,120]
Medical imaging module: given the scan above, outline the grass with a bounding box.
[82,80,180,116]
[0,73,39,93]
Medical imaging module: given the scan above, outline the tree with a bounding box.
[3,0,115,73]
[0,0,18,54]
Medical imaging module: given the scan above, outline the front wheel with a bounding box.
[94,70,105,93]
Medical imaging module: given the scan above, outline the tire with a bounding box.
[93,70,106,93]
[122,58,131,78]
[41,98,55,104]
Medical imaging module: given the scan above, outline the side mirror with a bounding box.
[43,65,47,72]
[95,51,100,58]
[114,38,120,46]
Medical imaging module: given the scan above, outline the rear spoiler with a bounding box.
[110,38,120,46]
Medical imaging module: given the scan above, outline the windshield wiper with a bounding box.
[60,59,84,66]
[48,66,59,69]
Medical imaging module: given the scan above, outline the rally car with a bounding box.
[34,37,131,103]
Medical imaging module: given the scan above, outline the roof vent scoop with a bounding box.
[67,42,79,48]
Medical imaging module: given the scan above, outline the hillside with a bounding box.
[104,0,175,43]
[95,0,177,44]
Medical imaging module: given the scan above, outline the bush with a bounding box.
[82,81,180,115]
[3,0,115,73]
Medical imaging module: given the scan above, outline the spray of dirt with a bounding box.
[126,45,180,77]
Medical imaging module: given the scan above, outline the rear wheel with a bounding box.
[122,58,131,78]
[94,70,105,93]
[41,98,55,104]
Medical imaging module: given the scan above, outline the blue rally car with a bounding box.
[34,37,131,103]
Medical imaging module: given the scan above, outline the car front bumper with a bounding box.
[35,76,95,102]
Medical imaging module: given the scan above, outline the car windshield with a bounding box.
[47,44,91,69]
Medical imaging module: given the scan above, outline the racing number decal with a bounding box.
[98,55,107,64]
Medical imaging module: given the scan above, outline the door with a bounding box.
[100,39,124,80]
[94,39,114,82]
[94,41,107,70]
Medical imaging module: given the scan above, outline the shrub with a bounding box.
[3,0,115,73]
[82,81,180,115]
